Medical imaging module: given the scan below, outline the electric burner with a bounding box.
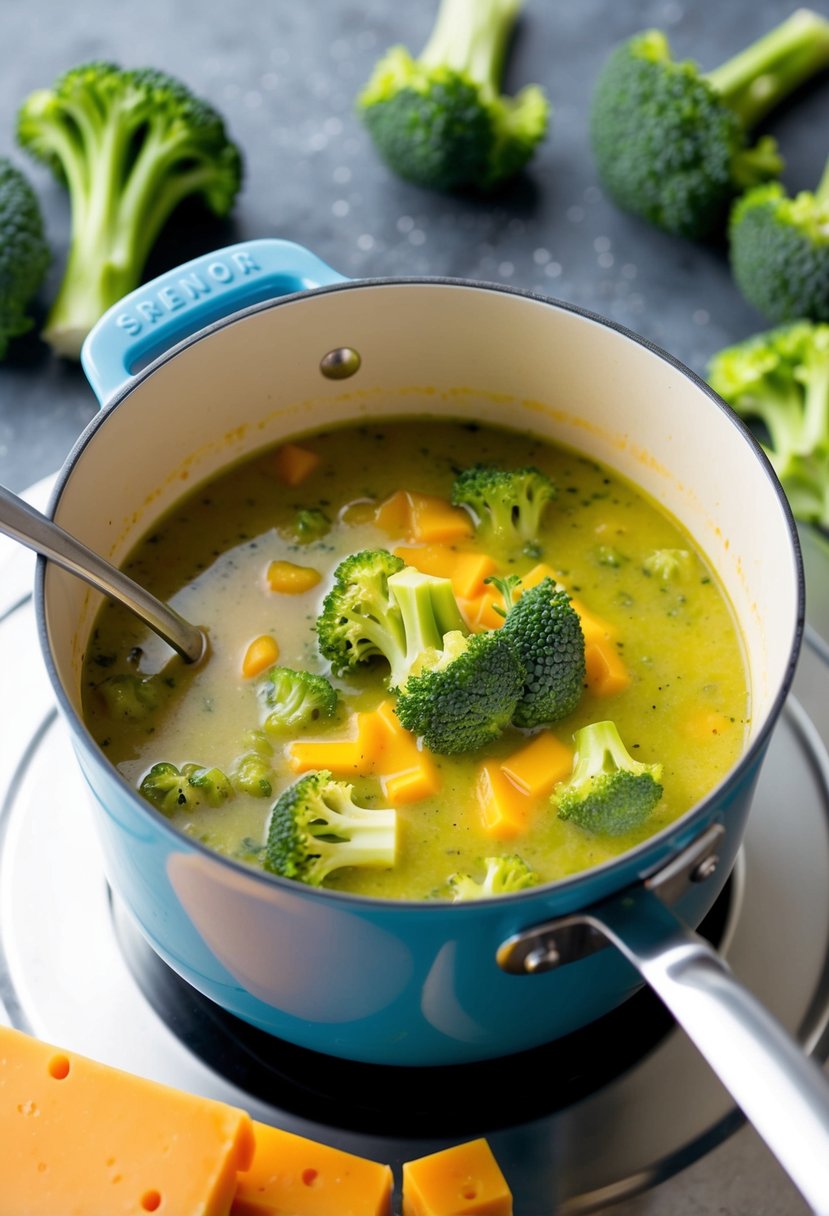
[2,482,829,1214]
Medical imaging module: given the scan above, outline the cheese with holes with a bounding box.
[232,1121,393,1216]
[0,1024,255,1216]
[402,1138,512,1216]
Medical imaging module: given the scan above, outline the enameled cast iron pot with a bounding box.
[35,239,829,1208]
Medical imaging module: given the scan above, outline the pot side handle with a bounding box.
[595,887,829,1214]
[80,238,348,407]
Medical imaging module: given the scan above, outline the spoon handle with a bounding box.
[0,485,204,664]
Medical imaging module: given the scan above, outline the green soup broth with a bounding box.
[81,417,749,900]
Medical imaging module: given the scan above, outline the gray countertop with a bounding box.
[1,1,829,1212]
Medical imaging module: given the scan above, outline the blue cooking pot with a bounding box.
[33,239,829,1209]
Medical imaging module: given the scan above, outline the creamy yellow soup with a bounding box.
[82,418,748,899]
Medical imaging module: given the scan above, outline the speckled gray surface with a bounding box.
[1,1,829,1211]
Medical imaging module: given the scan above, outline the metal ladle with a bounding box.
[0,483,206,663]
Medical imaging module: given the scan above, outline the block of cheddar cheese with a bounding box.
[0,1024,255,1216]
[402,1138,513,1216]
[232,1121,393,1216]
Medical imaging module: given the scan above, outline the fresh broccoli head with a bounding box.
[490,575,585,727]
[357,0,549,193]
[264,770,398,886]
[451,464,556,549]
[448,853,540,901]
[554,720,664,836]
[316,552,466,688]
[140,761,233,815]
[729,155,829,324]
[17,61,242,357]
[707,321,829,526]
[590,11,829,240]
[0,156,50,359]
[259,666,339,734]
[395,628,524,754]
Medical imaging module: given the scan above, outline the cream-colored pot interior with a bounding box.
[45,282,800,746]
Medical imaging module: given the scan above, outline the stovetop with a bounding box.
[3,479,829,1214]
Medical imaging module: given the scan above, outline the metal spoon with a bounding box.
[0,483,206,663]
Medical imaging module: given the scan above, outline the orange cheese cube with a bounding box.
[371,699,440,803]
[499,731,573,798]
[374,489,411,536]
[402,1138,512,1216]
[584,638,631,697]
[0,1024,254,1216]
[520,562,559,590]
[375,491,473,544]
[266,561,322,595]
[681,708,735,741]
[242,634,280,679]
[476,760,532,839]
[286,712,384,776]
[459,586,506,633]
[232,1122,392,1216]
[269,443,321,486]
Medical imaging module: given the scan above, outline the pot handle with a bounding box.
[501,875,829,1213]
[80,238,348,407]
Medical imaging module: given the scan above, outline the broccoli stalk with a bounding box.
[554,720,664,836]
[0,156,50,358]
[140,760,233,814]
[489,574,585,727]
[451,464,556,551]
[357,0,550,193]
[729,154,829,324]
[17,62,242,357]
[395,627,524,754]
[316,551,465,688]
[264,770,398,886]
[590,10,829,240]
[448,854,539,901]
[708,321,829,526]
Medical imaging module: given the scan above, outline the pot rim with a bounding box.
[34,273,806,911]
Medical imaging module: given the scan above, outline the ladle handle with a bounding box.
[595,887,829,1214]
[0,485,204,663]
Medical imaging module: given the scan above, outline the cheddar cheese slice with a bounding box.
[0,1024,255,1216]
[402,1138,512,1216]
[232,1121,393,1216]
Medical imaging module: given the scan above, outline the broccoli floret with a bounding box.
[17,61,242,357]
[448,854,540,901]
[729,156,829,324]
[451,464,556,551]
[707,321,829,526]
[554,720,664,836]
[286,508,332,544]
[95,672,168,720]
[395,628,524,754]
[264,770,398,886]
[140,760,233,814]
[231,752,273,798]
[590,12,829,240]
[490,575,585,727]
[642,548,693,580]
[316,552,466,688]
[0,156,50,359]
[356,0,549,193]
[259,666,339,734]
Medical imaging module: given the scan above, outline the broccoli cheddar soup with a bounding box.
[81,418,749,901]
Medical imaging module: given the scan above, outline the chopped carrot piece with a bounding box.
[286,712,383,776]
[269,443,320,486]
[476,760,532,839]
[266,560,321,595]
[394,545,498,601]
[584,638,631,696]
[407,492,474,544]
[241,634,279,679]
[500,731,573,798]
[681,709,735,741]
